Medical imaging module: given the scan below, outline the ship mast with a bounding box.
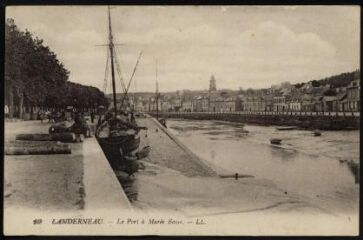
[108,6,118,117]
[155,60,159,120]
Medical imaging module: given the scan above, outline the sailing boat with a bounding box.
[96,7,147,171]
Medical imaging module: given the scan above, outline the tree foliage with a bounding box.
[5,19,108,114]
[323,88,337,96]
[294,70,360,89]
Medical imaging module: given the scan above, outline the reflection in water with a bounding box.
[168,119,359,198]
[116,171,138,202]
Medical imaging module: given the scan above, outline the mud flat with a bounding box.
[134,117,357,219]
[130,117,358,235]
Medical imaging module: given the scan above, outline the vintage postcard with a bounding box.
[4,5,360,236]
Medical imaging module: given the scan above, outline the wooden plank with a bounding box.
[5,145,71,155]
[16,133,76,142]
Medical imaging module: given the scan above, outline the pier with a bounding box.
[150,111,360,130]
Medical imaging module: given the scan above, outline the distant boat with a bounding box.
[313,131,321,136]
[276,126,297,131]
[270,138,282,145]
[158,118,167,128]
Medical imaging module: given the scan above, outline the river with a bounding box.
[167,119,359,199]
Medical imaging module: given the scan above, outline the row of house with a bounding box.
[131,78,360,113]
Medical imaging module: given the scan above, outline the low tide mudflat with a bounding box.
[133,118,358,222]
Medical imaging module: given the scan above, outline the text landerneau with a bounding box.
[52,218,103,224]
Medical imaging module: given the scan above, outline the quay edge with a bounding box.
[150,112,360,130]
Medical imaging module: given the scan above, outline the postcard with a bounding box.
[4,5,360,236]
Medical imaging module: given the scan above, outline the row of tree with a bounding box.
[295,70,360,89]
[237,69,360,96]
[5,18,108,118]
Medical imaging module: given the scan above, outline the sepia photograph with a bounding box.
[3,5,360,236]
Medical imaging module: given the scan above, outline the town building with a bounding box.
[273,93,289,112]
[209,97,236,112]
[193,96,209,112]
[244,96,266,112]
[264,94,274,111]
[322,96,338,112]
[346,79,360,111]
[287,91,302,111]
[181,100,193,112]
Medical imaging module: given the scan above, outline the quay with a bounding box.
[4,120,131,213]
[150,111,360,130]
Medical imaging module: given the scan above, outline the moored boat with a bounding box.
[312,131,321,136]
[276,126,297,131]
[270,138,282,145]
[95,7,147,172]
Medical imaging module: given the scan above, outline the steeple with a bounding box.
[209,75,216,92]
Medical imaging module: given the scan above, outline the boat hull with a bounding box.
[96,134,140,169]
[270,139,282,145]
[276,126,297,131]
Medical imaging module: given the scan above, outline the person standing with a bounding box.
[91,111,95,123]
[4,105,9,118]
[39,109,44,123]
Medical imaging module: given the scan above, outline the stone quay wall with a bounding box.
[149,111,360,130]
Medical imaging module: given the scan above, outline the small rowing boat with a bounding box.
[270,138,282,145]
[312,131,321,136]
[276,126,297,131]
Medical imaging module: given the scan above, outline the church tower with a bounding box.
[209,75,216,92]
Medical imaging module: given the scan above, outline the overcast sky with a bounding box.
[6,6,360,93]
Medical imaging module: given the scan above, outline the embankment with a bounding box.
[150,112,360,130]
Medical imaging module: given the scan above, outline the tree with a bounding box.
[311,80,320,87]
[5,19,70,117]
[5,19,108,118]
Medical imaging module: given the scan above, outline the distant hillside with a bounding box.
[295,70,360,89]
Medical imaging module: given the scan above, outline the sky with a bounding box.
[6,6,360,93]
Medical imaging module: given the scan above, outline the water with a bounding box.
[167,119,359,197]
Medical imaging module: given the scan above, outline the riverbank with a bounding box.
[150,112,360,130]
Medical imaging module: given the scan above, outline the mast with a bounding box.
[155,60,159,120]
[108,6,118,117]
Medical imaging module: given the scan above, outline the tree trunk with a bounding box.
[9,85,14,118]
[19,92,24,119]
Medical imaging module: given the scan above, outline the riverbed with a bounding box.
[167,118,359,213]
